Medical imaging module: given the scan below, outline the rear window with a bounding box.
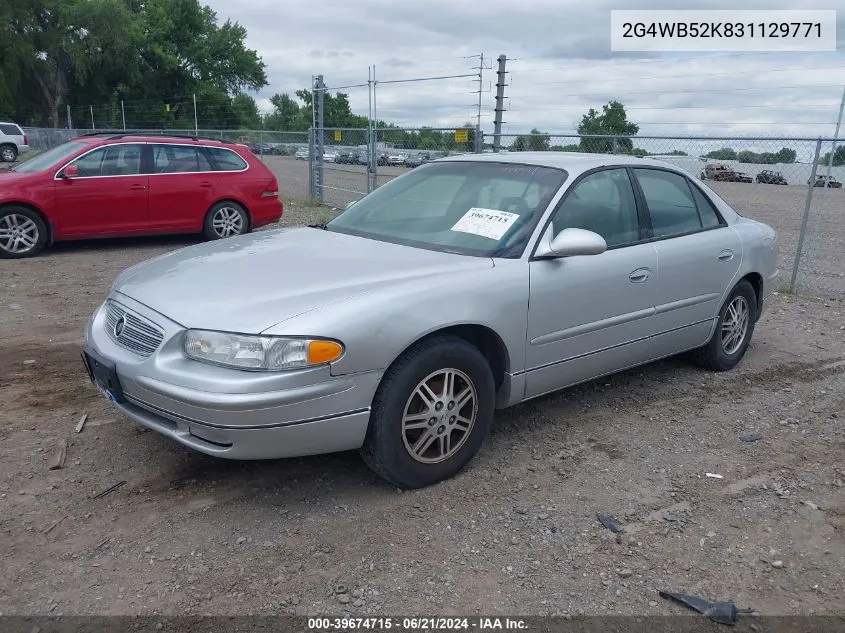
[205,147,248,171]
[0,123,23,136]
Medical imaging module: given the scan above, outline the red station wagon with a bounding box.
[0,133,283,258]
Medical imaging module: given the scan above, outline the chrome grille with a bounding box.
[104,300,164,357]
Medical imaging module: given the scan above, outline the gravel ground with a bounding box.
[1,194,844,618]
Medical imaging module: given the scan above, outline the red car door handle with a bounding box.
[130,184,147,190]
[200,181,212,188]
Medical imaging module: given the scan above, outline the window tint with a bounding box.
[550,168,640,247]
[689,183,723,228]
[205,147,248,171]
[152,144,213,173]
[1,124,22,135]
[634,168,702,238]
[71,144,143,177]
[366,174,466,221]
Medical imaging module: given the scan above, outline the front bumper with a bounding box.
[83,294,378,460]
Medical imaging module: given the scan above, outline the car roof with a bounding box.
[439,151,691,173]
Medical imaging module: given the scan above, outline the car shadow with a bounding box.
[44,234,205,256]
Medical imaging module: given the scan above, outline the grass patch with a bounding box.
[285,195,332,209]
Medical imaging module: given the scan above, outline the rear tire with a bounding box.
[0,144,18,162]
[202,201,249,240]
[0,206,47,258]
[692,280,757,371]
[361,335,495,489]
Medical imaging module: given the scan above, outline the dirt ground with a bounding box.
[1,197,844,619]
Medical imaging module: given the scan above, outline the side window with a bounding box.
[152,145,214,173]
[205,147,248,171]
[689,183,723,228]
[0,123,21,136]
[70,144,142,177]
[634,168,702,238]
[550,168,640,248]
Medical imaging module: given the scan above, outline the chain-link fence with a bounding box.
[500,133,844,299]
[14,126,845,299]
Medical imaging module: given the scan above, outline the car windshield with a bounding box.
[326,160,567,258]
[11,140,88,173]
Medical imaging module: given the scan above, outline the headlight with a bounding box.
[184,330,344,371]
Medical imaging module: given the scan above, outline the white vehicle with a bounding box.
[323,150,338,163]
[387,153,406,166]
[0,122,29,162]
[294,148,309,160]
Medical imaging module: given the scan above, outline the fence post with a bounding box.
[314,75,325,202]
[612,136,619,154]
[308,127,317,199]
[789,137,823,294]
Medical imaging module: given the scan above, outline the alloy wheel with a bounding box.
[721,295,749,355]
[401,368,477,464]
[0,213,39,255]
[211,207,245,238]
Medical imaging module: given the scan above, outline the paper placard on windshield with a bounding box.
[450,207,519,240]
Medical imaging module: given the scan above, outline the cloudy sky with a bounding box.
[204,0,845,140]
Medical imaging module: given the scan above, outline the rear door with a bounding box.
[631,167,741,359]
[52,143,149,236]
[146,143,217,231]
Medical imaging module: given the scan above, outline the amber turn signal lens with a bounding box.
[307,340,343,365]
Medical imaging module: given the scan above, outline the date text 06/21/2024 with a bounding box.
[307,617,528,631]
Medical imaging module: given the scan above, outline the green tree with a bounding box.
[577,100,639,153]
[231,93,260,129]
[821,146,845,166]
[511,128,550,151]
[705,148,738,161]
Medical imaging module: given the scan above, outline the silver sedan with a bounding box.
[82,152,778,488]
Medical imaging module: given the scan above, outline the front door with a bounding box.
[630,168,742,358]
[525,167,658,399]
[53,143,148,236]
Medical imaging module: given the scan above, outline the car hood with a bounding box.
[0,170,43,185]
[113,227,494,333]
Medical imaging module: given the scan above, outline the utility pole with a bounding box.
[66,105,72,130]
[492,55,508,152]
[121,100,126,130]
[476,52,484,153]
[90,105,95,130]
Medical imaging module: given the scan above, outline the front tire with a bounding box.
[693,280,757,371]
[0,144,18,162]
[202,201,249,240]
[361,335,496,489]
[0,206,47,258]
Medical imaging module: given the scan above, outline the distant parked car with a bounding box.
[335,150,356,164]
[809,174,842,188]
[294,148,309,160]
[377,151,389,167]
[405,152,432,168]
[0,121,29,162]
[0,132,283,258]
[387,152,407,166]
[323,149,338,163]
[755,170,787,185]
[732,171,753,183]
[700,163,733,181]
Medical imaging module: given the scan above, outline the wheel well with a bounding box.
[0,202,52,243]
[410,325,509,392]
[740,272,763,320]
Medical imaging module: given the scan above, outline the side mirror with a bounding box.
[61,164,79,178]
[535,227,607,258]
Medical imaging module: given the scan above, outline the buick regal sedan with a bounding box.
[83,152,778,488]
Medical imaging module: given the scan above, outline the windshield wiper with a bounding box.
[307,223,328,230]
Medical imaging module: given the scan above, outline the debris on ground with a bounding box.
[740,432,763,443]
[659,590,754,625]
[75,413,88,433]
[705,473,724,479]
[48,439,67,470]
[43,515,68,535]
[596,512,623,533]
[93,481,126,499]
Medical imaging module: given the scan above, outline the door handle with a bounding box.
[130,184,147,190]
[629,268,651,283]
[199,181,212,188]
[718,249,734,262]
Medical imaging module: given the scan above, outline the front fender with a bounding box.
[263,259,530,378]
